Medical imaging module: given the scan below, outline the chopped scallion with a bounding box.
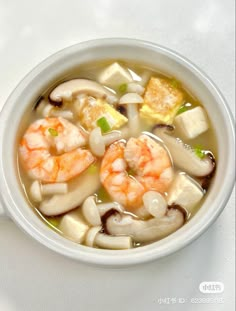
[194,145,205,159]
[177,106,188,115]
[96,187,111,202]
[87,164,98,174]
[96,117,111,133]
[48,128,58,136]
[119,83,128,93]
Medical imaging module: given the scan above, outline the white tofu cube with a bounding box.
[59,210,89,243]
[174,106,209,139]
[167,173,204,213]
[98,62,133,89]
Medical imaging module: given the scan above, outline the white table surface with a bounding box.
[0,0,235,310]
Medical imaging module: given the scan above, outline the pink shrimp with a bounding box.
[100,134,174,210]
[19,117,95,183]
[100,141,145,208]
[125,135,173,193]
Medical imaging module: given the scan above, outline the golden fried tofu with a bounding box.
[140,77,184,124]
[75,97,127,131]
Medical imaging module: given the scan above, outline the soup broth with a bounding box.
[17,60,217,249]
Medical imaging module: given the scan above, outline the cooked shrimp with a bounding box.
[100,141,145,208]
[100,135,173,209]
[19,117,95,182]
[125,135,174,193]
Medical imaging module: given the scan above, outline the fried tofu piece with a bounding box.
[75,98,127,131]
[140,77,184,124]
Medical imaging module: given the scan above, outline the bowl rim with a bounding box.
[0,38,235,266]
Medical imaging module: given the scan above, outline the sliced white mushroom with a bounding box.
[106,207,184,243]
[89,127,122,157]
[59,209,89,243]
[82,196,124,226]
[119,93,143,136]
[85,226,132,249]
[49,79,118,105]
[97,202,124,216]
[153,126,215,177]
[39,172,100,216]
[132,205,151,219]
[30,180,68,202]
[142,191,167,218]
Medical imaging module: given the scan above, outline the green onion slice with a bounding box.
[96,117,111,133]
[48,128,58,136]
[119,83,128,93]
[194,145,205,159]
[177,105,188,115]
[87,164,98,174]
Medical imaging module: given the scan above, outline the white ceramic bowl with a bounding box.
[0,38,235,267]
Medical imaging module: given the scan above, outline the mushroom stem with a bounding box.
[41,183,68,196]
[30,180,68,202]
[89,128,122,157]
[102,131,122,145]
[85,226,102,247]
[119,126,131,140]
[119,93,143,137]
[85,226,132,249]
[127,104,140,136]
[95,234,132,250]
